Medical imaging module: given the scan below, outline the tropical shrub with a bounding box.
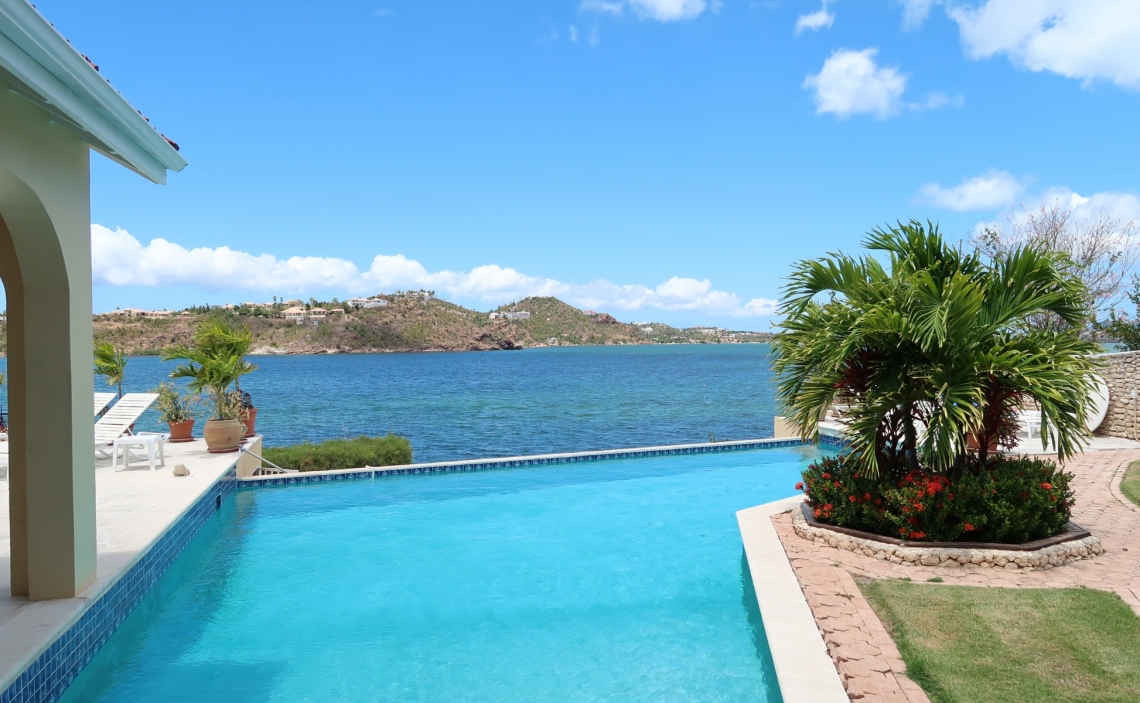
[262,435,412,472]
[152,381,201,424]
[799,454,1074,543]
[94,341,128,398]
[162,320,257,420]
[773,221,1100,477]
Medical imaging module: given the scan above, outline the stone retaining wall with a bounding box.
[791,507,1104,570]
[1096,350,1140,439]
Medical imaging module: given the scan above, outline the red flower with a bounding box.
[833,481,841,488]
[864,492,872,500]
[907,516,918,525]
[821,472,831,479]
[874,498,882,506]
[823,503,833,512]
[814,508,822,517]
[909,531,926,540]
[914,503,925,512]
[1040,482,1052,490]
[795,482,804,491]
[849,495,857,503]
[964,522,976,531]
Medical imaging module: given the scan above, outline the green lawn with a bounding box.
[860,580,1140,703]
[1122,461,1140,509]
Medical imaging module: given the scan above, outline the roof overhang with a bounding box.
[0,0,187,183]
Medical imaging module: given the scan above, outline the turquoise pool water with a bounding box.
[60,446,824,702]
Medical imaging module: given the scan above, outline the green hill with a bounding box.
[77,294,773,356]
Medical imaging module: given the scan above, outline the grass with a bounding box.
[860,580,1140,703]
[1122,461,1140,508]
[262,435,412,472]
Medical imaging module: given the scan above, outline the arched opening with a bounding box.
[0,164,96,601]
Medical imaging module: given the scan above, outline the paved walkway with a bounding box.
[773,449,1140,702]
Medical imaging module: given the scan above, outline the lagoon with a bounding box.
[8,344,779,464]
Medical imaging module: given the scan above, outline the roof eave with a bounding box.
[0,0,186,184]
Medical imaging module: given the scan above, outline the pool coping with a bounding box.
[738,497,849,703]
[239,435,848,485]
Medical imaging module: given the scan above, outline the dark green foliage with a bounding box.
[262,435,412,472]
[773,221,1099,476]
[799,453,1074,543]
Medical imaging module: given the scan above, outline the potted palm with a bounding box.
[162,320,257,453]
[153,382,200,442]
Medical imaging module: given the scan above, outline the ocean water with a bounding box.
[7,344,780,463]
[58,446,825,703]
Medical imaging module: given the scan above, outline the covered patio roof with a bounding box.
[0,0,187,183]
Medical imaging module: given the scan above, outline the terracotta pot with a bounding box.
[203,418,245,453]
[966,432,998,452]
[243,407,258,438]
[168,419,195,443]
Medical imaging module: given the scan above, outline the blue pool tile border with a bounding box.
[241,435,850,487]
[0,466,238,703]
[2,434,849,703]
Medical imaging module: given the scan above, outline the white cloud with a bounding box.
[91,225,777,317]
[569,25,579,42]
[581,0,708,22]
[918,1,1140,90]
[796,1,835,34]
[803,48,907,119]
[896,0,934,29]
[581,0,625,15]
[916,170,1025,211]
[1024,187,1140,223]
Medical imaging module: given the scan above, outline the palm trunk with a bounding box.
[902,401,920,473]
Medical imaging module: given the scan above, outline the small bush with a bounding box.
[799,453,1074,544]
[263,435,412,472]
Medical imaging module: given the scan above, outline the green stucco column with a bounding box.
[0,86,96,600]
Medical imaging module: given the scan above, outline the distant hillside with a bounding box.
[75,294,773,356]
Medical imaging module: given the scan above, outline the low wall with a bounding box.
[1095,350,1140,439]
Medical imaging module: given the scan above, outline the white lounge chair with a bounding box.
[94,392,116,416]
[95,393,159,462]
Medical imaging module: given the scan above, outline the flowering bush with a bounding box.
[799,454,1074,543]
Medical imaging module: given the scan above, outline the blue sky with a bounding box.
[31,0,1140,328]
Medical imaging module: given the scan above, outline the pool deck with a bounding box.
[753,448,1140,702]
[0,438,256,695]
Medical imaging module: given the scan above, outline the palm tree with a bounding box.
[772,221,1099,477]
[162,320,256,419]
[94,341,128,399]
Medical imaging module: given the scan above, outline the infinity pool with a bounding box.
[60,446,825,702]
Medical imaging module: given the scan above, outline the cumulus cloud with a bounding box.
[896,0,934,29]
[91,225,777,317]
[581,0,708,22]
[906,1,1140,90]
[803,48,907,119]
[796,1,835,34]
[916,170,1026,211]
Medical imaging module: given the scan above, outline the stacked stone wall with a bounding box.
[1094,350,1140,439]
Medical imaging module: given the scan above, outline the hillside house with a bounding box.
[280,306,306,323]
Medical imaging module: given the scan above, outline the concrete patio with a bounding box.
[0,438,257,694]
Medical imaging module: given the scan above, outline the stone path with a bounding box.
[773,449,1140,702]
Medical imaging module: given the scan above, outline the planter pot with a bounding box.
[966,433,998,452]
[243,407,258,438]
[168,419,195,443]
[203,418,245,453]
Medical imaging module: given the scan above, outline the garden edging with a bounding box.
[792,504,1104,570]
